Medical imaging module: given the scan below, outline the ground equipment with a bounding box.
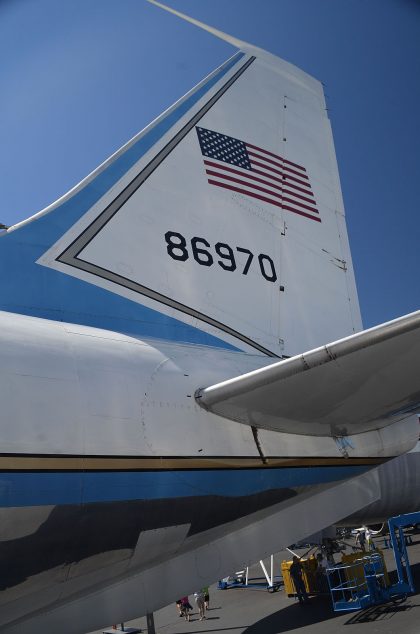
[327,511,420,612]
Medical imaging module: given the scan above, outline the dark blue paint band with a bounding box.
[0,464,371,508]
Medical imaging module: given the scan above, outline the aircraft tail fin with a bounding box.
[1,16,361,356]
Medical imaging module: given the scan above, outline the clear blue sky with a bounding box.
[0,0,418,329]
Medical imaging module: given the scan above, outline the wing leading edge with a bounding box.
[195,310,420,436]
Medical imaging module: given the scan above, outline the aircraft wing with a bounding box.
[195,310,420,436]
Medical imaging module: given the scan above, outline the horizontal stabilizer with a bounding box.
[195,311,420,436]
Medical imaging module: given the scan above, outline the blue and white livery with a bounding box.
[0,5,419,633]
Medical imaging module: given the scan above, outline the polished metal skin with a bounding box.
[338,446,420,526]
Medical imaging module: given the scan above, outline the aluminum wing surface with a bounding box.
[195,310,420,436]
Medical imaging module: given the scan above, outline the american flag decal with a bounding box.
[196,127,320,223]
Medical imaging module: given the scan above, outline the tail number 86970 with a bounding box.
[164,231,277,283]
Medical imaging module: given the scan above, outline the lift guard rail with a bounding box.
[327,511,420,612]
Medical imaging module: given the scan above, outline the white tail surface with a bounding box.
[39,48,361,357]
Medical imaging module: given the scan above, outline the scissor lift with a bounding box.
[327,511,419,612]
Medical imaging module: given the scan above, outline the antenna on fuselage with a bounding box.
[146,0,264,56]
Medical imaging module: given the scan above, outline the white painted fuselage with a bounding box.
[1,11,419,632]
[0,310,417,633]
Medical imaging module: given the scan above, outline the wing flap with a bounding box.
[195,311,420,436]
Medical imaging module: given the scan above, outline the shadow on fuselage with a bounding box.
[0,488,296,593]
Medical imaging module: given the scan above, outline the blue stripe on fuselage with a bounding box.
[0,465,370,508]
[0,53,245,350]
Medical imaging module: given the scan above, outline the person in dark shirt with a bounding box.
[290,556,309,604]
[355,528,367,552]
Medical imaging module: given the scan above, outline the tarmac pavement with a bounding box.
[89,531,420,634]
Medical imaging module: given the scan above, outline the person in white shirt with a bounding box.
[194,590,206,620]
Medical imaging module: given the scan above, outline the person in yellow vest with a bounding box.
[365,527,374,550]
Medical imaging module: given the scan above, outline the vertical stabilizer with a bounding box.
[4,15,361,357]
